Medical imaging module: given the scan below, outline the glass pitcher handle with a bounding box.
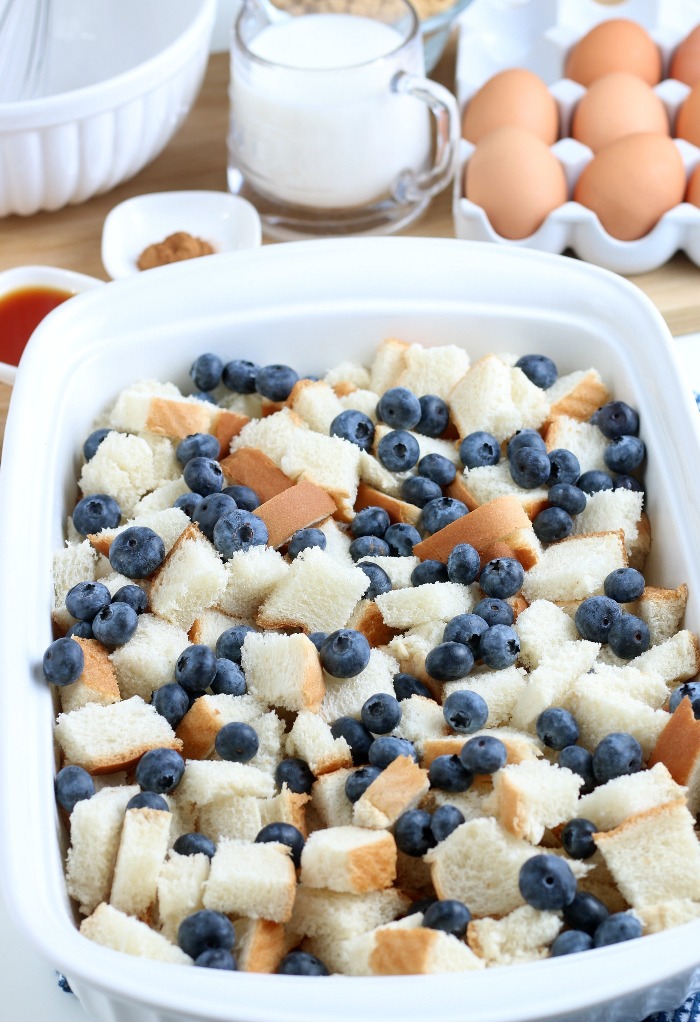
[391,72,460,205]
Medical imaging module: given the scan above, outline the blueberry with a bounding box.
[65,581,111,622]
[345,766,382,803]
[215,721,259,763]
[604,567,645,603]
[320,629,370,678]
[479,557,524,599]
[83,428,110,462]
[350,506,390,538]
[401,475,442,508]
[559,745,596,795]
[536,707,579,750]
[417,453,456,487]
[55,765,95,813]
[515,353,557,389]
[551,930,594,956]
[562,817,598,859]
[613,474,644,494]
[174,492,202,518]
[459,431,500,469]
[459,735,507,775]
[422,496,468,534]
[183,456,224,497]
[330,409,375,451]
[509,447,551,489]
[368,736,418,768]
[256,364,299,401]
[222,359,259,393]
[210,658,246,696]
[195,949,236,970]
[394,809,437,856]
[604,435,645,474]
[43,637,84,686]
[255,822,305,868]
[72,493,121,536]
[415,395,449,437]
[178,909,235,959]
[607,614,650,659]
[443,614,488,655]
[393,672,434,701]
[66,621,93,639]
[425,641,474,681]
[361,692,402,734]
[192,492,238,541]
[213,509,268,558]
[176,644,218,694]
[518,854,576,910]
[357,562,392,600]
[574,595,622,642]
[507,429,547,460]
[669,680,700,715]
[91,602,138,647]
[547,449,581,486]
[443,690,489,734]
[112,584,149,615]
[577,470,613,494]
[288,528,326,559]
[190,353,223,392]
[222,484,260,512]
[446,543,481,585]
[109,526,165,578]
[330,717,374,765]
[135,748,185,794]
[593,912,642,947]
[411,560,449,586]
[308,632,328,652]
[473,598,513,626]
[277,951,329,976]
[216,624,254,665]
[377,429,420,472]
[275,757,315,794]
[548,482,587,516]
[422,899,471,939]
[563,891,609,934]
[384,523,421,556]
[126,791,169,811]
[480,624,520,669]
[405,897,438,917]
[592,732,643,783]
[430,804,465,843]
[428,754,473,792]
[176,433,220,466]
[152,683,191,728]
[376,387,422,430]
[596,401,639,439]
[533,506,573,543]
[173,832,216,859]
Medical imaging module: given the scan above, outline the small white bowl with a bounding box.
[101,190,263,279]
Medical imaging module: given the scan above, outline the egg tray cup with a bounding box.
[453,0,700,274]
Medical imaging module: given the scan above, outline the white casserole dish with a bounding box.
[1,237,700,1022]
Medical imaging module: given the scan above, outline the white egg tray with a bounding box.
[454,0,700,274]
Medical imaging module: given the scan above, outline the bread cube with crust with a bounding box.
[468,904,563,966]
[203,839,296,922]
[59,637,121,713]
[544,415,608,473]
[80,903,193,964]
[577,762,686,831]
[108,380,214,439]
[216,545,289,619]
[300,826,397,893]
[394,342,471,400]
[633,584,688,647]
[442,664,527,729]
[259,788,311,838]
[325,360,371,391]
[569,682,670,758]
[88,506,190,558]
[176,693,284,775]
[650,697,700,814]
[311,769,356,828]
[230,407,309,464]
[484,759,583,844]
[631,629,700,686]
[290,886,409,941]
[149,524,227,632]
[350,914,485,975]
[545,368,610,424]
[448,355,550,443]
[189,608,253,649]
[109,613,190,701]
[572,489,645,563]
[286,711,353,775]
[287,378,346,433]
[235,918,287,973]
[280,431,361,521]
[352,755,429,829]
[156,850,210,943]
[369,337,409,394]
[109,807,171,920]
[241,632,325,713]
[460,462,549,518]
[522,531,627,604]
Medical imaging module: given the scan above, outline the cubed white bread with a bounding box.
[510,640,600,732]
[423,727,543,772]
[346,600,399,647]
[66,784,139,915]
[149,524,227,632]
[97,571,145,598]
[217,390,264,418]
[577,762,687,831]
[339,389,381,421]
[177,693,284,774]
[241,632,324,713]
[259,788,311,837]
[135,432,182,487]
[373,424,460,467]
[633,584,688,646]
[53,539,98,630]
[177,760,275,806]
[286,711,353,775]
[594,800,700,907]
[157,850,210,943]
[353,755,430,829]
[59,637,121,713]
[287,379,346,433]
[429,786,494,823]
[383,625,444,698]
[325,360,371,391]
[649,697,700,814]
[515,599,579,671]
[585,663,668,709]
[442,665,528,728]
[89,506,190,558]
[545,368,610,423]
[290,886,409,940]
[352,916,485,975]
[311,769,356,828]
[375,582,474,631]
[572,490,644,562]
[203,839,296,921]
[317,518,354,566]
[256,547,370,634]
[109,807,171,919]
[394,695,449,751]
[369,337,409,394]
[216,545,290,619]
[234,918,287,973]
[448,355,550,443]
[197,795,263,843]
[394,342,471,400]
[300,826,396,893]
[109,380,202,433]
[521,531,627,604]
[318,648,398,723]
[636,900,700,934]
[460,462,549,517]
[631,630,700,686]
[544,415,608,473]
[131,476,190,516]
[80,902,193,965]
[358,450,412,499]
[108,613,189,701]
[484,759,583,844]
[280,431,361,520]
[55,696,182,774]
[188,608,253,649]
[568,682,671,759]
[230,407,309,464]
[79,431,156,518]
[357,555,419,590]
[467,904,563,965]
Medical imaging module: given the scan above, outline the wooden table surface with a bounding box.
[2,37,700,448]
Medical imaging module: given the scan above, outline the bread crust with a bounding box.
[649,696,700,785]
[369,928,435,974]
[546,370,610,426]
[254,481,337,549]
[176,698,221,760]
[349,601,400,647]
[211,409,249,459]
[71,637,121,703]
[354,482,422,527]
[220,447,295,502]
[353,755,429,828]
[146,397,212,440]
[347,832,397,893]
[413,495,531,563]
[236,918,287,973]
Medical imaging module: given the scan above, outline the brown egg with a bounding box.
[461,68,559,145]
[671,24,700,85]
[571,72,669,152]
[675,82,700,146]
[574,133,685,240]
[464,126,568,240]
[565,19,662,87]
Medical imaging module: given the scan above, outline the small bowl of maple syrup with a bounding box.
[0,266,103,385]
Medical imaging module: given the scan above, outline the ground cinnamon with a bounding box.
[137,232,214,271]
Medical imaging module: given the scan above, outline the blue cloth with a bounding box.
[646,992,700,1022]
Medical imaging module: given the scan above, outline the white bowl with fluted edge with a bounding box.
[0,0,216,218]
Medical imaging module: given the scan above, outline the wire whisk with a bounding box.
[0,0,52,103]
